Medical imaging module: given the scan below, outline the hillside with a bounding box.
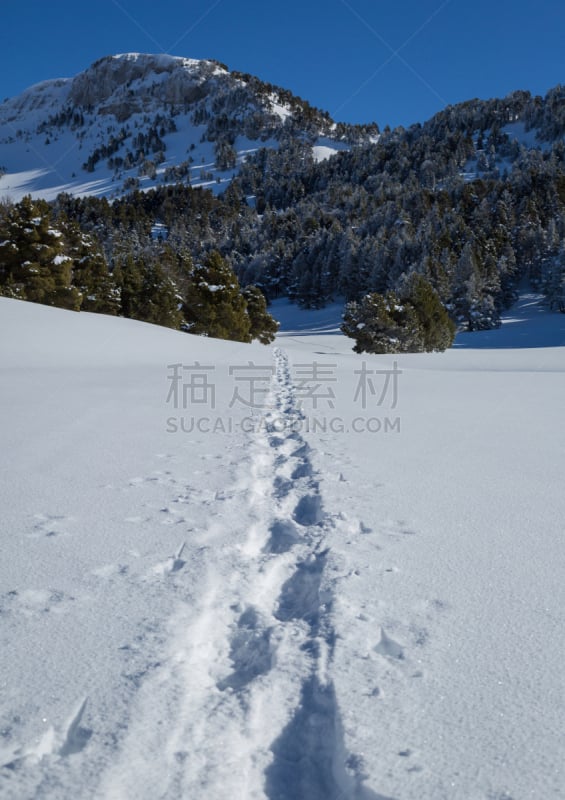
[0,53,377,202]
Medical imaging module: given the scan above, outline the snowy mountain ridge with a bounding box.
[0,54,216,119]
[23,54,238,119]
[0,53,377,202]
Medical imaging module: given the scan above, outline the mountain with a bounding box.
[1,57,564,338]
[0,53,378,202]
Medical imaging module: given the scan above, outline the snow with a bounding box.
[0,294,564,799]
[150,223,168,241]
[0,116,279,202]
[312,137,350,163]
[461,121,563,183]
[268,94,292,122]
[501,121,557,150]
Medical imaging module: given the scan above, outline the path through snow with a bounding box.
[99,348,384,800]
[2,296,564,800]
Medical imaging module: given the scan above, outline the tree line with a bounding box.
[2,86,565,352]
[0,196,278,344]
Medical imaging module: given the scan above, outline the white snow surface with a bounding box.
[312,138,350,163]
[0,294,564,799]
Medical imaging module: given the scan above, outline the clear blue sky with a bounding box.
[2,0,564,129]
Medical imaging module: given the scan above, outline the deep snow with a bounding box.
[0,295,564,799]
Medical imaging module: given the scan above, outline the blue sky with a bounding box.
[2,0,564,129]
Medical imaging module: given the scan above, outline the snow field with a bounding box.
[0,295,564,799]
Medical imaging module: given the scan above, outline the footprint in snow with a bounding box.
[410,624,429,647]
[58,698,92,757]
[488,794,515,800]
[381,519,417,537]
[154,542,187,576]
[217,607,273,692]
[1,699,92,769]
[128,472,175,487]
[28,513,71,539]
[92,563,129,580]
[374,626,405,660]
[273,475,294,498]
[292,494,324,526]
[274,550,329,625]
[264,519,301,555]
[2,589,75,617]
[291,461,312,480]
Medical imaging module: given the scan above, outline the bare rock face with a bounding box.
[67,54,217,118]
[69,54,173,107]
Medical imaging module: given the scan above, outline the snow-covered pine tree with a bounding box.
[183,250,251,342]
[397,273,456,351]
[342,276,455,354]
[64,221,120,315]
[242,285,279,344]
[544,246,565,311]
[341,291,424,354]
[137,258,184,329]
[112,255,144,319]
[0,196,81,310]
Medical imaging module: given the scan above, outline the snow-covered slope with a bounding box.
[0,295,564,799]
[0,53,367,202]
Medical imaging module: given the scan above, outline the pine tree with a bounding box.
[545,246,565,311]
[64,222,120,315]
[74,250,121,314]
[453,242,500,330]
[342,279,455,354]
[113,255,144,319]
[183,250,251,342]
[242,285,279,343]
[398,273,456,351]
[0,196,80,310]
[341,291,425,354]
[136,259,183,329]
